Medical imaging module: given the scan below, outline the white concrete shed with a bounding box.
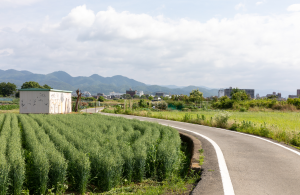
[19,88,72,114]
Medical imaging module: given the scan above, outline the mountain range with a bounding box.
[0,69,219,97]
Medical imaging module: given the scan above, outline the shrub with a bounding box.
[214,111,231,128]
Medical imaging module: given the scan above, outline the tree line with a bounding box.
[0,81,52,97]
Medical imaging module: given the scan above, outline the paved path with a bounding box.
[86,109,300,195]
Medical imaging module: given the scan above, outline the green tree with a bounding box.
[230,88,241,96]
[21,81,41,89]
[148,96,153,101]
[21,81,52,90]
[231,91,249,101]
[98,96,105,102]
[0,82,17,97]
[189,89,203,103]
[140,95,146,99]
[42,84,52,89]
[138,99,148,108]
[133,95,140,99]
[267,95,277,99]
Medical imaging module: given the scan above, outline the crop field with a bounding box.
[0,113,183,194]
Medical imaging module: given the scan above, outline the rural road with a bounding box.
[86,108,300,195]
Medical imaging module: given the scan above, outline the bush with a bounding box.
[214,111,231,128]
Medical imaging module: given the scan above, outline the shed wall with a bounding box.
[49,92,72,114]
[20,91,50,114]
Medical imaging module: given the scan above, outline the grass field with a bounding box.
[0,113,197,195]
[103,108,300,148]
[145,110,300,132]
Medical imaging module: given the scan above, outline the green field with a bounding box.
[0,113,192,194]
[106,109,300,148]
[145,110,300,132]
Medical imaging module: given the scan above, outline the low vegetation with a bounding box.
[0,113,197,194]
[103,107,300,149]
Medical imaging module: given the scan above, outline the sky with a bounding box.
[0,0,300,96]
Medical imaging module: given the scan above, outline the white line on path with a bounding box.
[165,124,235,195]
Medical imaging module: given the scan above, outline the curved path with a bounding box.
[87,108,300,195]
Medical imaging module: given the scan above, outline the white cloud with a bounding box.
[287,4,300,12]
[235,3,245,10]
[59,5,95,29]
[0,0,41,7]
[0,48,14,57]
[1,6,300,91]
[256,2,263,5]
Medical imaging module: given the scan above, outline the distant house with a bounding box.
[19,88,72,114]
[126,88,137,97]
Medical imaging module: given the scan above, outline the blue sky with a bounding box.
[0,0,300,96]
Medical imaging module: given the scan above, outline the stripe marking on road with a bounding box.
[166,125,235,195]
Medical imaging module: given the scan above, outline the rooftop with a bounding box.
[18,88,72,93]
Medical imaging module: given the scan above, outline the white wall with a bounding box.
[20,91,50,114]
[49,92,72,114]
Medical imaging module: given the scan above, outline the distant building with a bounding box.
[289,95,298,99]
[109,92,125,99]
[218,88,225,98]
[126,88,137,97]
[288,89,300,99]
[82,91,92,97]
[136,91,144,97]
[155,92,164,97]
[267,92,281,98]
[224,87,255,99]
[256,93,260,99]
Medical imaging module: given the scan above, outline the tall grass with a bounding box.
[31,115,90,194]
[118,109,300,148]
[18,115,49,195]
[0,115,11,195]
[0,113,183,194]
[7,115,25,195]
[25,115,68,193]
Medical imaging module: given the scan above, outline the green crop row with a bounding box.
[0,114,183,194]
[0,105,19,110]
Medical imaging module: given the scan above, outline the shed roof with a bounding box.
[18,88,72,93]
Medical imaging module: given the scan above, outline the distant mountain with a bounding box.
[0,69,218,97]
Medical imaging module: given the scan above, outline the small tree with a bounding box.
[231,91,249,101]
[148,96,153,101]
[0,82,17,97]
[189,89,203,103]
[133,95,140,99]
[98,96,105,102]
[140,95,146,99]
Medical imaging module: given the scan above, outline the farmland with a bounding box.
[0,113,191,194]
